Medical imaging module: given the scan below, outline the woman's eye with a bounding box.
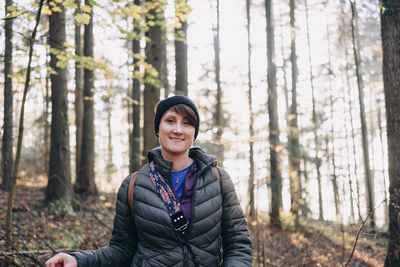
[167,119,174,123]
[183,121,190,125]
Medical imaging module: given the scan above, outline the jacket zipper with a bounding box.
[183,244,188,267]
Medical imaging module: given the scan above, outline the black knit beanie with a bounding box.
[154,95,200,140]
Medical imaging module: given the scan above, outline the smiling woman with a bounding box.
[158,105,197,167]
[46,95,252,267]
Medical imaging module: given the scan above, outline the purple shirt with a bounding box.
[170,162,197,221]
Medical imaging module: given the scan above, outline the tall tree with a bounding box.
[75,0,98,196]
[350,0,374,228]
[377,98,388,227]
[339,0,355,223]
[381,1,400,265]
[5,0,45,248]
[174,0,188,96]
[129,0,142,173]
[2,0,14,191]
[325,4,340,220]
[46,0,72,202]
[245,0,255,220]
[74,0,84,182]
[212,0,224,167]
[266,0,282,228]
[305,0,323,221]
[143,0,166,156]
[341,0,362,221]
[288,0,302,225]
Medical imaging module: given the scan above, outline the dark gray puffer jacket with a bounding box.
[71,147,252,267]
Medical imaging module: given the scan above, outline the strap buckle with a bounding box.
[171,210,189,232]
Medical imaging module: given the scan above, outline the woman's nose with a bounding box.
[173,123,183,133]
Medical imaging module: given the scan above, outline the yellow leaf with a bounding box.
[51,6,62,12]
[47,222,57,228]
[75,13,91,25]
[251,221,257,226]
[63,0,78,8]
[81,5,92,13]
[41,5,52,15]
[104,202,113,208]
[99,195,106,201]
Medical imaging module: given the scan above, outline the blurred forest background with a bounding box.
[0,0,400,266]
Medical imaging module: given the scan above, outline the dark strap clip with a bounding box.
[171,210,189,232]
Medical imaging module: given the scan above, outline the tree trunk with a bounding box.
[2,0,14,191]
[75,0,98,196]
[341,0,362,221]
[288,0,302,225]
[143,0,166,157]
[74,0,84,182]
[377,99,389,227]
[266,0,281,229]
[44,51,50,177]
[325,9,340,220]
[245,0,255,221]
[129,0,142,173]
[174,0,188,96]
[212,0,224,167]
[381,1,400,264]
[350,0,374,228]
[277,0,288,211]
[305,0,323,221]
[46,0,72,202]
[5,0,44,248]
[339,0,355,223]
[105,93,114,179]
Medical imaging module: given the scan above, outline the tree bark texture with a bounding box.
[129,0,142,173]
[381,1,400,265]
[74,0,84,182]
[288,0,302,223]
[266,0,282,228]
[246,0,255,220]
[76,0,97,196]
[46,1,72,202]
[213,0,224,167]
[350,0,374,228]
[2,0,14,191]
[174,0,188,96]
[143,0,166,158]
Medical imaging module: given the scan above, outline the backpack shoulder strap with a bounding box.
[212,166,221,185]
[128,172,138,217]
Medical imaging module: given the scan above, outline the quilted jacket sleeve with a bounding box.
[70,175,138,267]
[218,167,252,267]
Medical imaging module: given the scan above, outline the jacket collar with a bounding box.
[147,147,216,179]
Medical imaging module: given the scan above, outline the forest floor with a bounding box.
[0,184,387,266]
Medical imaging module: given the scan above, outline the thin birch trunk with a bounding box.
[246,0,255,220]
[305,0,323,221]
[5,0,44,248]
[350,0,374,228]
[266,0,282,228]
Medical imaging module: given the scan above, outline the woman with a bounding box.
[45,95,252,267]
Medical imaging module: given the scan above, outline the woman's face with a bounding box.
[158,109,195,159]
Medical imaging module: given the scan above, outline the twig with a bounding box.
[344,204,380,267]
[0,249,70,256]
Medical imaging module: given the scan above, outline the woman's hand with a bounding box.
[45,252,77,267]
